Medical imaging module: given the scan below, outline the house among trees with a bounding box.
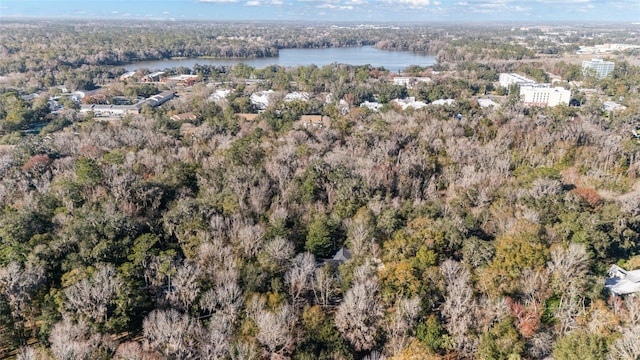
[299,115,331,129]
[141,71,165,83]
[605,265,640,295]
[170,112,198,122]
[162,74,199,87]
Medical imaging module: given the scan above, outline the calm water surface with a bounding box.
[124,46,436,73]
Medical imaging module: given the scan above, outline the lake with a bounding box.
[123,46,436,73]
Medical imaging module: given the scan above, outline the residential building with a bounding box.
[79,91,174,118]
[146,91,175,107]
[142,71,165,83]
[170,112,198,122]
[519,85,571,107]
[299,115,331,129]
[392,76,431,88]
[119,71,136,81]
[499,73,536,88]
[603,101,627,112]
[284,92,309,102]
[250,90,274,110]
[431,99,456,106]
[582,58,615,79]
[162,74,198,87]
[360,101,383,112]
[392,97,428,110]
[477,98,500,109]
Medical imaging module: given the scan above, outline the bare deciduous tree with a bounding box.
[313,265,336,307]
[260,237,295,269]
[384,297,421,357]
[548,243,589,298]
[335,276,383,351]
[230,341,260,360]
[142,309,201,359]
[165,262,201,311]
[608,325,640,360]
[235,223,265,258]
[345,217,373,258]
[114,341,157,360]
[285,252,316,306]
[0,262,45,332]
[64,263,122,323]
[441,259,476,354]
[252,302,297,357]
[49,316,114,360]
[198,313,234,359]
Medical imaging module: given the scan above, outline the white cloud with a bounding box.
[163,11,169,14]
[318,3,354,9]
[199,0,240,3]
[244,0,284,5]
[396,0,430,5]
[346,0,368,4]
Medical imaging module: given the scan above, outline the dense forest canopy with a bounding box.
[1,20,640,359]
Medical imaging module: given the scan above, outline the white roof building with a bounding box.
[392,97,428,110]
[360,101,383,112]
[393,77,432,88]
[603,101,627,112]
[210,89,232,102]
[519,85,570,107]
[582,58,615,79]
[606,265,640,295]
[250,90,274,110]
[431,99,456,106]
[499,73,536,88]
[284,92,309,102]
[477,98,500,108]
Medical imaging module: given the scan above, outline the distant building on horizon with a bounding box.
[582,58,615,79]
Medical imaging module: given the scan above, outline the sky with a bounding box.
[0,0,639,23]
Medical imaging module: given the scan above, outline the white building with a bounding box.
[210,89,232,102]
[603,101,627,112]
[392,97,428,110]
[360,101,383,112]
[392,77,431,88]
[431,99,456,106]
[499,73,536,88]
[477,98,500,109]
[519,85,571,107]
[284,92,309,102]
[606,265,640,295]
[582,58,615,79]
[250,90,274,110]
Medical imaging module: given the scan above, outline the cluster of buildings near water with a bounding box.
[497,58,616,108]
[40,55,626,126]
[499,73,571,107]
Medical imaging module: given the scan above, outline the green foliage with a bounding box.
[227,130,265,166]
[305,214,336,258]
[75,157,102,186]
[416,314,453,354]
[482,221,549,296]
[294,306,353,360]
[553,331,608,360]
[477,317,524,360]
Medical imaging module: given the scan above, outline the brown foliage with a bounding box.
[572,187,603,209]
